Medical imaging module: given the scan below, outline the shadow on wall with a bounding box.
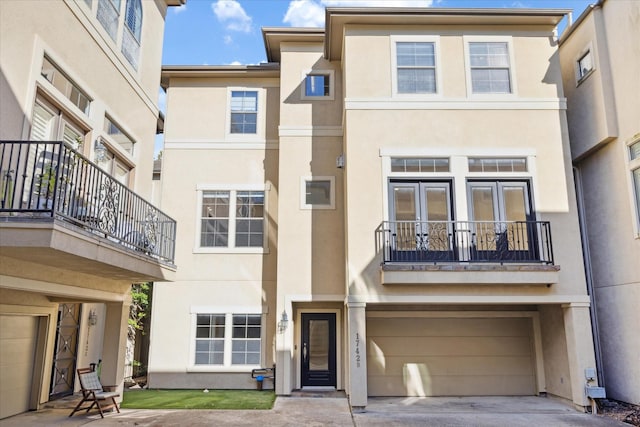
[0,67,28,140]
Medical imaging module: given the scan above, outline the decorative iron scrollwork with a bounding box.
[98,177,119,235]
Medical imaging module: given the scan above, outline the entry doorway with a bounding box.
[301,313,336,387]
[49,303,81,399]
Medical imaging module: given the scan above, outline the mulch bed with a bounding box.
[597,399,640,426]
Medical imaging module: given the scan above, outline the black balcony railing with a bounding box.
[376,220,554,265]
[0,141,176,264]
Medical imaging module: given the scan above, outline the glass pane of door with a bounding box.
[391,184,418,250]
[423,185,451,251]
[470,186,497,250]
[501,185,529,250]
[301,313,336,387]
[308,320,329,371]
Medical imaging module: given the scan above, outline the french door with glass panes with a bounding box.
[389,181,455,261]
[467,180,537,261]
[25,98,86,208]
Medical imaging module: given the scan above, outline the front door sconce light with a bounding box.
[94,139,107,163]
[278,311,288,333]
[88,309,98,326]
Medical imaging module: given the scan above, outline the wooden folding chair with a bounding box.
[68,367,120,418]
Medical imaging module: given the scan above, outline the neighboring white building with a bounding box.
[559,0,640,405]
[0,0,182,419]
[150,7,601,411]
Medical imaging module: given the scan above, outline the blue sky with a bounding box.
[161,0,595,66]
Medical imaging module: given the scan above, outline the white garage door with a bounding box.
[0,315,38,419]
[367,316,535,396]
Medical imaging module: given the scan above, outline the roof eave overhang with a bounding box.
[161,64,281,88]
[324,7,570,61]
[262,27,325,63]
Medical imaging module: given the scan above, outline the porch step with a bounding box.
[290,389,346,398]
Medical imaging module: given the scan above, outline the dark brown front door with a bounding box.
[301,313,336,387]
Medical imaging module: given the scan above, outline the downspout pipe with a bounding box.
[573,166,605,387]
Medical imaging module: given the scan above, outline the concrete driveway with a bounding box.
[0,395,628,427]
[353,396,628,427]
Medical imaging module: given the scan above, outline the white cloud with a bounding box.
[173,3,187,13]
[283,0,433,27]
[283,0,325,27]
[228,61,242,66]
[224,35,233,45]
[212,0,252,33]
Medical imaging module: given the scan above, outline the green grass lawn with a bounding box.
[122,389,276,410]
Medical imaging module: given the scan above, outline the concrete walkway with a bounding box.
[0,395,629,427]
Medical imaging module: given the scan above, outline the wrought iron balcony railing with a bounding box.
[376,220,554,265]
[0,141,176,265]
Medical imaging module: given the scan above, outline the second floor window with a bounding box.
[396,42,436,94]
[230,91,258,134]
[200,190,264,248]
[469,42,512,94]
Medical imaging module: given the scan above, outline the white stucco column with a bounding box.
[100,299,130,400]
[563,302,598,407]
[347,301,367,409]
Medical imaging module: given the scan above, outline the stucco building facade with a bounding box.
[0,0,181,419]
[559,0,640,405]
[150,7,601,410]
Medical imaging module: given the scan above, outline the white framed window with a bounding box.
[575,43,595,85]
[468,157,527,173]
[391,157,449,173]
[391,36,441,96]
[104,115,135,155]
[121,0,142,70]
[195,185,268,252]
[41,57,91,115]
[230,90,258,134]
[464,37,515,95]
[300,176,335,210]
[31,97,86,148]
[95,142,133,187]
[225,88,266,142]
[629,140,640,234]
[301,70,335,100]
[194,313,261,368]
[97,0,121,41]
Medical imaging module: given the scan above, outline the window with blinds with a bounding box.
[97,0,120,41]
[122,0,142,69]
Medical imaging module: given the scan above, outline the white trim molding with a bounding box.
[346,98,566,111]
[279,126,343,137]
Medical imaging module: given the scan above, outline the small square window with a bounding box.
[305,74,330,97]
[302,70,334,100]
[577,50,593,81]
[301,177,335,210]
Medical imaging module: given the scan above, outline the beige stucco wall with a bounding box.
[150,72,281,385]
[0,0,172,417]
[0,0,167,199]
[559,0,640,404]
[343,25,563,99]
